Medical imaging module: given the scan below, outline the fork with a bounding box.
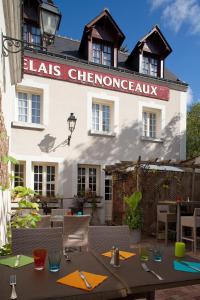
[10,274,17,299]
[141,263,164,281]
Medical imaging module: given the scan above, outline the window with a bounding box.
[143,111,157,138]
[142,55,159,77]
[92,41,112,66]
[23,24,41,48]
[33,165,56,197]
[105,173,112,201]
[14,163,25,187]
[92,102,111,133]
[17,92,41,124]
[77,165,100,196]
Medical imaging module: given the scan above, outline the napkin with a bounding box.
[102,250,136,260]
[0,255,34,268]
[173,260,200,273]
[57,270,108,291]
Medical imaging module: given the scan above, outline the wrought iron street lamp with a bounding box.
[39,1,61,45]
[67,113,77,145]
[2,1,61,56]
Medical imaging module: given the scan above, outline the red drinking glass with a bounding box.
[33,249,47,270]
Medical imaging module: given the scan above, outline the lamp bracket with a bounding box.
[2,33,47,57]
[2,34,24,57]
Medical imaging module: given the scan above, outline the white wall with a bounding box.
[0,0,21,246]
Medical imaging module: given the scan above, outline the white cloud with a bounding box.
[186,87,193,106]
[149,0,200,34]
[150,0,172,10]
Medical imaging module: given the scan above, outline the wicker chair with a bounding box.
[36,215,51,228]
[88,225,131,253]
[12,227,63,255]
[181,208,200,253]
[63,215,90,252]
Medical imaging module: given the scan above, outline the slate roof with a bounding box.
[47,35,185,85]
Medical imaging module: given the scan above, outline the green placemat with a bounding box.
[0,255,34,268]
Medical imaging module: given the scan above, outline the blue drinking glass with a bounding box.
[48,250,61,272]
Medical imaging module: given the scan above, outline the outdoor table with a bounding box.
[2,248,200,299]
[0,252,125,300]
[158,200,200,242]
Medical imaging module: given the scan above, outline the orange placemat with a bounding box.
[57,270,108,291]
[102,250,136,260]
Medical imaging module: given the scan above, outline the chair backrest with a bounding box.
[88,225,130,253]
[51,209,64,216]
[63,215,90,249]
[36,215,51,228]
[194,208,200,217]
[157,205,169,216]
[12,227,63,255]
[51,208,70,216]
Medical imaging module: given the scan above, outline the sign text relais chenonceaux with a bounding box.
[24,56,169,101]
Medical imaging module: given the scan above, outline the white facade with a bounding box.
[10,53,187,224]
[0,0,21,246]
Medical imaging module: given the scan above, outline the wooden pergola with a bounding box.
[105,156,200,229]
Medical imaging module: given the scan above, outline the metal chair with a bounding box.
[181,208,200,253]
[63,215,90,252]
[156,205,176,245]
[36,215,51,228]
[12,227,63,255]
[88,225,131,253]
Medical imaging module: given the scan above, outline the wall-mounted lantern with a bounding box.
[67,113,77,145]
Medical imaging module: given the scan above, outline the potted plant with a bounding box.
[123,191,143,243]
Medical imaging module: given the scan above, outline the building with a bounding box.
[10,1,188,224]
[0,0,22,246]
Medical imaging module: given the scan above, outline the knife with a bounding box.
[79,271,92,289]
[179,261,200,272]
[14,255,21,268]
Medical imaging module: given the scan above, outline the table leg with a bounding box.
[176,203,180,242]
[146,291,155,300]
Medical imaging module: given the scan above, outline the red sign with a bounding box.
[24,56,169,101]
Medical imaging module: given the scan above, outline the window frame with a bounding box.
[16,90,42,125]
[92,40,113,66]
[23,23,41,48]
[33,163,57,197]
[142,111,157,138]
[105,173,112,201]
[139,101,165,143]
[142,54,160,77]
[13,162,26,188]
[77,164,100,197]
[92,100,113,134]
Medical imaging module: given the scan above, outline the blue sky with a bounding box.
[55,0,200,106]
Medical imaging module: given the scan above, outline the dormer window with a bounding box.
[142,55,159,77]
[92,41,112,66]
[23,23,41,47]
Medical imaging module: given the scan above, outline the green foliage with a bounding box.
[11,186,37,199]
[1,155,19,165]
[124,191,143,230]
[11,209,41,229]
[187,103,200,159]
